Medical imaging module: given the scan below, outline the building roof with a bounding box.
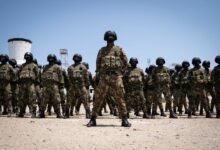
[8,38,32,44]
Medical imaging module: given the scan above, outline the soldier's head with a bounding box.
[33,58,38,65]
[156,57,165,67]
[47,54,57,64]
[149,65,156,74]
[145,67,149,74]
[24,52,33,62]
[175,64,182,72]
[0,54,9,64]
[104,31,117,43]
[182,61,190,69]
[56,59,62,66]
[192,57,201,67]
[202,60,210,69]
[73,53,82,63]
[215,55,220,64]
[169,69,175,76]
[82,62,89,69]
[129,57,138,68]
[9,59,17,67]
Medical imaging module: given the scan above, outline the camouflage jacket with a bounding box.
[0,63,15,83]
[188,66,206,88]
[18,62,39,83]
[152,66,171,86]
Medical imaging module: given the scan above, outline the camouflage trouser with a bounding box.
[204,86,215,111]
[105,93,118,114]
[155,84,173,111]
[173,88,181,111]
[179,88,188,113]
[188,87,209,114]
[145,89,163,114]
[125,88,147,114]
[59,88,66,114]
[40,83,61,115]
[215,85,220,112]
[0,82,12,114]
[92,75,127,117]
[19,82,37,115]
[75,88,90,113]
[67,85,90,113]
[11,83,19,113]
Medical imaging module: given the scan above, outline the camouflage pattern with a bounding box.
[10,65,19,113]
[39,63,64,118]
[18,62,39,117]
[91,44,128,117]
[0,63,14,115]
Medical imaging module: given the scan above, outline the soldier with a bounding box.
[57,59,68,116]
[144,66,163,118]
[178,61,190,115]
[87,31,131,127]
[172,64,182,115]
[65,54,90,119]
[152,57,177,118]
[17,52,38,117]
[124,57,149,118]
[8,59,19,114]
[211,55,220,118]
[0,54,14,116]
[188,57,212,118]
[202,60,215,114]
[75,62,93,115]
[39,54,64,118]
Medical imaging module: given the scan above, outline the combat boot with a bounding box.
[205,111,212,118]
[86,109,91,119]
[160,108,167,117]
[64,107,70,119]
[113,108,118,116]
[200,108,204,116]
[121,116,131,127]
[38,111,45,118]
[17,112,24,118]
[31,113,36,118]
[70,108,73,116]
[143,112,151,119]
[188,110,192,118]
[87,116,96,127]
[216,109,220,119]
[151,111,156,119]
[173,107,177,114]
[169,110,178,119]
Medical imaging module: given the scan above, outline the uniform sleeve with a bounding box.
[120,48,128,73]
[96,49,102,73]
[58,66,64,87]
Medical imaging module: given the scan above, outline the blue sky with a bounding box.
[0,0,219,73]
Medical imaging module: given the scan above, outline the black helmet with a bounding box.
[129,57,138,64]
[56,59,62,66]
[47,54,57,62]
[104,31,117,41]
[24,52,33,60]
[9,59,17,66]
[0,54,9,63]
[215,55,220,64]
[156,57,165,66]
[82,62,89,69]
[73,53,82,63]
[182,61,190,69]
[192,57,201,65]
[145,67,149,74]
[33,58,38,65]
[169,69,175,76]
[202,60,210,68]
[149,65,156,73]
[175,64,182,72]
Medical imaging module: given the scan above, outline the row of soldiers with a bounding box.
[0,52,220,119]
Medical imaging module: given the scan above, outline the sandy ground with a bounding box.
[0,108,220,150]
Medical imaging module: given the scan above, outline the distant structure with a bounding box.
[147,58,151,66]
[59,49,68,68]
[8,38,32,65]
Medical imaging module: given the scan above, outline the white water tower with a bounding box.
[8,38,32,65]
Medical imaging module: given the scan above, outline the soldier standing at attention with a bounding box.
[188,57,212,118]
[87,31,131,127]
[17,52,39,118]
[152,57,177,118]
[211,56,220,118]
[39,54,64,118]
[0,54,14,116]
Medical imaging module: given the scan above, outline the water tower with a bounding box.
[59,49,68,68]
[8,38,32,65]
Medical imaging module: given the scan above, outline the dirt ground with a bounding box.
[0,109,220,150]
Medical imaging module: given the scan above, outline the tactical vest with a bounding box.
[100,46,122,71]
[19,63,37,80]
[155,68,170,83]
[69,65,84,84]
[128,69,142,84]
[0,64,11,81]
[180,71,189,85]
[190,68,204,85]
[214,68,220,83]
[41,65,59,82]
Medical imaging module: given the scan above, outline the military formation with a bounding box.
[0,31,220,128]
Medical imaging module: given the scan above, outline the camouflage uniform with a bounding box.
[66,63,90,118]
[188,64,211,118]
[18,62,39,117]
[124,66,148,118]
[0,60,14,115]
[39,61,64,118]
